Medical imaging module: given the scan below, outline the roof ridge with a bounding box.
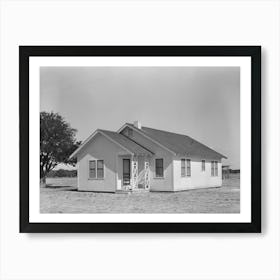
[100,129,154,155]
[142,125,194,138]
[123,123,177,155]
[120,134,154,155]
[128,123,198,141]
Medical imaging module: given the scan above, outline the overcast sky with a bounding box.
[40,66,240,169]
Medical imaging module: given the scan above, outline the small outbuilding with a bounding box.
[70,121,227,192]
[222,165,231,179]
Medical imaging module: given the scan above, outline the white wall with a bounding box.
[173,157,222,191]
[77,132,129,192]
[78,128,175,192]
[149,154,173,191]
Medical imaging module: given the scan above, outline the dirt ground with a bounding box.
[40,175,240,213]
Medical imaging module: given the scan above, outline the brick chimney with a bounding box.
[133,120,142,129]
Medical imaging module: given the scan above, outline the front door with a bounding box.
[123,159,131,186]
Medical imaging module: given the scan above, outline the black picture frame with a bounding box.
[20,46,261,233]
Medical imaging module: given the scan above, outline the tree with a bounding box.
[40,112,81,185]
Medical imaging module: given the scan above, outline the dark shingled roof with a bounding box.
[125,124,226,159]
[71,123,226,159]
[99,129,153,155]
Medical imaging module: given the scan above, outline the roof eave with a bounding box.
[69,129,101,159]
[69,129,154,160]
[176,153,227,159]
[133,151,154,157]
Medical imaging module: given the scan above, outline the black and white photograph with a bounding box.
[3,1,280,279]
[19,46,261,233]
[40,66,240,214]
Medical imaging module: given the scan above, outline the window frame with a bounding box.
[211,161,218,177]
[181,158,186,177]
[186,159,191,177]
[97,159,104,179]
[89,160,96,179]
[88,159,105,180]
[202,159,206,172]
[214,161,218,176]
[155,158,164,178]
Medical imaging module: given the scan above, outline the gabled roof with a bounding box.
[69,129,153,159]
[123,123,227,159]
[71,122,227,160]
[99,129,153,155]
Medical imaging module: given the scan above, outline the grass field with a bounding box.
[40,175,240,213]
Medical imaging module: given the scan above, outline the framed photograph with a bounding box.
[20,46,261,233]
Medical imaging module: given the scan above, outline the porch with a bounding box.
[116,154,151,192]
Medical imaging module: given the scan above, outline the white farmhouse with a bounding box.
[70,121,226,192]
